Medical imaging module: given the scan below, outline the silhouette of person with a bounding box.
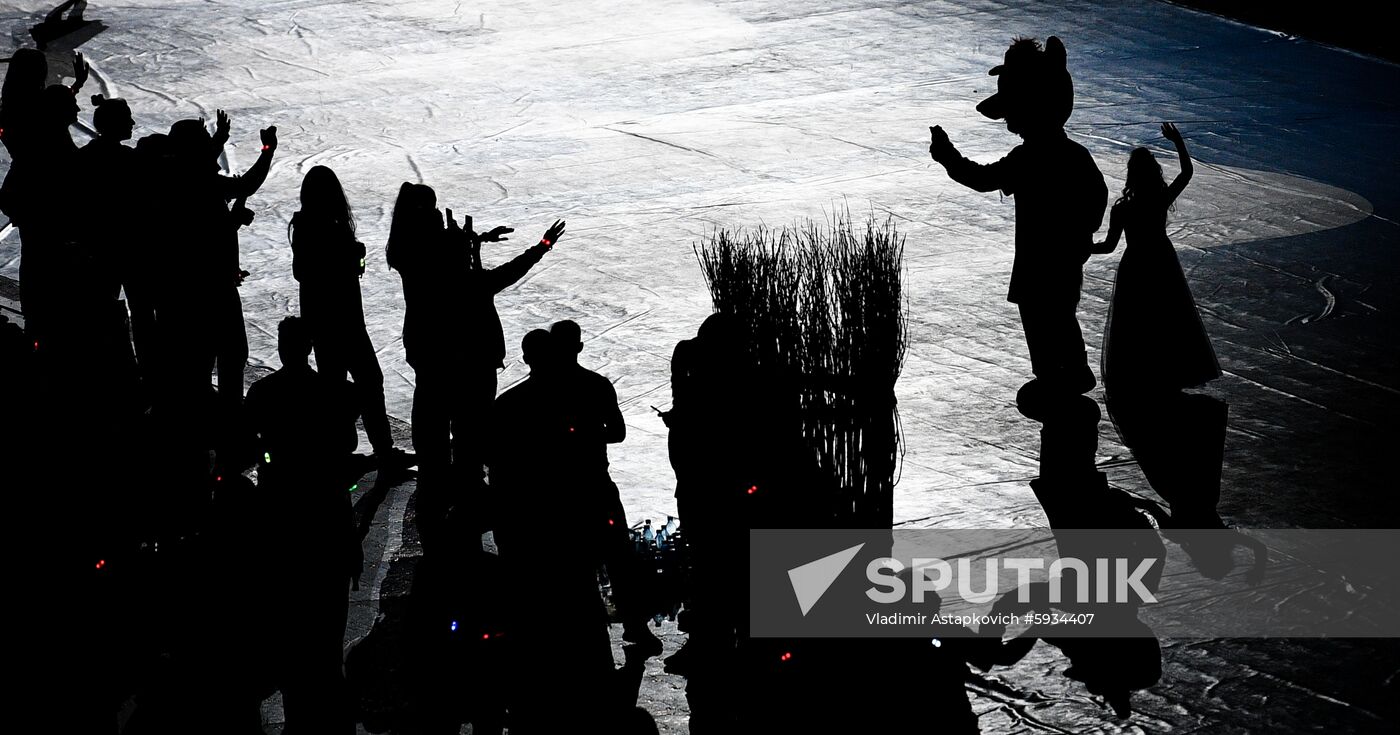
[487,329,560,547]
[78,95,135,297]
[81,95,171,388]
[1093,124,1232,545]
[385,179,563,549]
[0,49,48,161]
[487,329,614,733]
[246,316,361,734]
[0,83,83,353]
[929,36,1107,409]
[1093,123,1221,410]
[69,94,143,394]
[160,116,275,467]
[0,48,87,161]
[128,125,226,391]
[290,165,412,473]
[549,319,665,656]
[661,312,773,728]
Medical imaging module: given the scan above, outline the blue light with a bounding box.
[450,621,458,632]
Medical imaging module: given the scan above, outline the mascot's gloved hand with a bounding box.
[928,125,957,163]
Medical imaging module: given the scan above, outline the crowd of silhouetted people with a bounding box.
[1,27,795,732]
[0,34,671,733]
[0,11,1249,734]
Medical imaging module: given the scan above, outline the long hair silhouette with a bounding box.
[385,182,436,272]
[289,165,355,244]
[0,48,46,106]
[1119,147,1169,208]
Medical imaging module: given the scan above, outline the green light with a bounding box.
[359,258,366,268]
[349,484,359,493]
[264,452,272,464]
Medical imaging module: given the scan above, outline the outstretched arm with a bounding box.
[1163,122,1192,205]
[483,220,565,293]
[1090,203,1124,254]
[929,125,1015,193]
[220,126,278,200]
[68,51,89,95]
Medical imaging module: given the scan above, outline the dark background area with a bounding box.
[1174,2,1399,62]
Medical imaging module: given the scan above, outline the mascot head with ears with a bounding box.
[976,36,1074,137]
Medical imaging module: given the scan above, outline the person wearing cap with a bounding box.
[927,36,1107,409]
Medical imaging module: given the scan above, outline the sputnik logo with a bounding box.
[787,543,865,616]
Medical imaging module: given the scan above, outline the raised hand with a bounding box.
[540,219,565,248]
[210,110,231,150]
[480,225,514,243]
[71,51,89,92]
[259,125,278,152]
[1161,122,1183,145]
[928,125,954,162]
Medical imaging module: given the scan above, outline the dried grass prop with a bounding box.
[696,210,907,528]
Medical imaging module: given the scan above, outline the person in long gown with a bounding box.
[1094,122,1220,401]
[1093,122,1228,529]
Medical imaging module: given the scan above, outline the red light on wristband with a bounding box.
[541,238,552,246]
[261,145,270,151]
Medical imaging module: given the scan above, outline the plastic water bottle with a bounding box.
[663,516,679,537]
[643,519,655,544]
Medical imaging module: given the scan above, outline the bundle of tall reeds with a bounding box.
[696,210,907,528]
